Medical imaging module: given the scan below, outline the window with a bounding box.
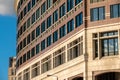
[23,22,26,32]
[47,15,52,28]
[20,57,22,65]
[67,19,74,33]
[75,0,82,5]
[41,39,46,51]
[47,0,51,9]
[41,21,46,33]
[27,50,30,60]
[53,47,65,67]
[93,31,118,58]
[67,37,83,61]
[31,30,35,41]
[23,68,30,80]
[36,44,40,54]
[23,54,26,63]
[31,47,35,57]
[90,0,105,3]
[67,0,74,12]
[53,30,58,43]
[41,55,51,73]
[91,6,105,21]
[75,12,83,27]
[23,38,26,47]
[18,73,22,80]
[28,1,31,12]
[53,10,58,24]
[41,2,46,15]
[32,0,35,7]
[59,3,66,18]
[27,18,31,28]
[59,25,66,38]
[27,34,30,44]
[36,26,40,37]
[110,4,120,18]
[36,8,40,20]
[32,13,35,24]
[24,6,27,16]
[47,35,52,47]
[31,62,40,78]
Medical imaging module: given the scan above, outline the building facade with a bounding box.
[15,0,120,80]
[8,57,16,80]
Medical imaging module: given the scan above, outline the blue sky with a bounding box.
[0,0,16,80]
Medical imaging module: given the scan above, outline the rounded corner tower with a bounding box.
[15,0,120,80]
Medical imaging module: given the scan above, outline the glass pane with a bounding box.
[113,5,119,18]
[108,39,114,55]
[115,38,118,55]
[99,7,105,20]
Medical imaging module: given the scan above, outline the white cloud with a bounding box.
[0,0,15,16]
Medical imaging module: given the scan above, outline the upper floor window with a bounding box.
[32,13,35,24]
[47,0,51,9]
[53,30,58,43]
[31,47,35,57]
[75,0,82,5]
[36,44,40,54]
[90,6,105,21]
[36,8,40,20]
[67,0,74,12]
[41,2,46,15]
[110,4,120,18]
[24,6,27,16]
[27,18,31,28]
[36,26,40,37]
[32,0,36,7]
[59,25,66,38]
[67,19,74,33]
[28,1,31,12]
[27,50,31,60]
[90,0,105,3]
[27,34,31,44]
[59,3,66,18]
[41,21,46,33]
[53,10,58,24]
[41,39,46,51]
[31,30,35,41]
[23,68,30,80]
[47,15,52,28]
[75,12,83,27]
[47,35,52,47]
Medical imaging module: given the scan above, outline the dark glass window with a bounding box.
[110,4,120,18]
[41,39,46,51]
[23,22,26,32]
[59,25,66,38]
[32,0,35,7]
[36,26,40,37]
[36,44,40,54]
[67,19,74,33]
[75,12,83,27]
[36,8,40,20]
[47,15,52,28]
[31,47,35,57]
[41,21,46,33]
[23,38,26,47]
[23,54,26,63]
[53,30,58,43]
[67,0,74,12]
[47,35,52,47]
[32,13,35,24]
[75,0,82,5]
[53,0,57,3]
[27,50,31,60]
[91,6,105,21]
[53,10,58,24]
[47,0,51,9]
[31,30,35,41]
[27,34,31,44]
[20,57,22,65]
[59,3,66,18]
[27,18,31,28]
[28,1,31,12]
[24,6,27,16]
[41,2,46,15]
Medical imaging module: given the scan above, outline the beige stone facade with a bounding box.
[15,0,120,80]
[8,57,16,80]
